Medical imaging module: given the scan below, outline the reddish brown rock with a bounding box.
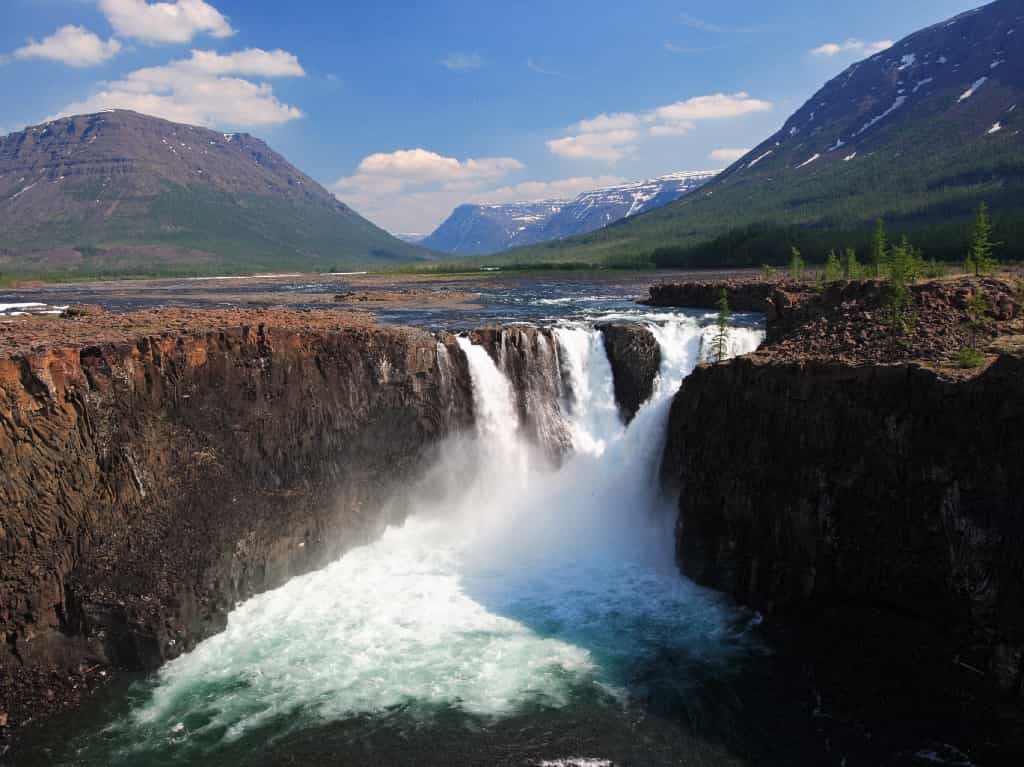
[0,311,474,746]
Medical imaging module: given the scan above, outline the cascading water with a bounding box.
[32,315,768,767]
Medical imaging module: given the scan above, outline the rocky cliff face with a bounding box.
[0,314,473,741]
[665,354,1024,694]
[660,276,1024,741]
[598,323,660,423]
[468,326,572,459]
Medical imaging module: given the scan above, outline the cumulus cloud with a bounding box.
[99,0,235,44]
[333,148,526,232]
[546,130,641,163]
[52,48,304,128]
[471,176,627,205]
[548,93,772,162]
[12,25,122,68]
[811,39,893,57]
[709,147,750,164]
[442,52,482,71]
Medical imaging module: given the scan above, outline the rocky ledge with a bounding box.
[0,308,475,752]
[659,275,1024,759]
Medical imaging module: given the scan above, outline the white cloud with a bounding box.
[710,147,750,164]
[546,130,641,163]
[471,176,627,205]
[333,148,526,232]
[346,149,522,185]
[442,52,482,71]
[652,93,770,122]
[12,25,122,68]
[99,0,235,44]
[52,48,304,128]
[176,48,304,77]
[548,93,771,162]
[811,39,893,57]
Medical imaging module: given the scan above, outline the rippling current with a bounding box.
[21,309,855,767]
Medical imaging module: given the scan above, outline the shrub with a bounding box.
[955,347,985,368]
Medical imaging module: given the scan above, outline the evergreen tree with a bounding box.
[966,202,998,276]
[965,289,992,349]
[789,246,806,282]
[843,248,861,280]
[884,237,919,336]
[871,219,889,279]
[711,288,731,363]
[823,250,843,283]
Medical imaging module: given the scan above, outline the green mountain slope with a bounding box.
[0,110,432,276]
[497,0,1024,267]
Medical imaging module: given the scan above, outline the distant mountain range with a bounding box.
[501,0,1024,266]
[422,171,716,256]
[0,110,431,275]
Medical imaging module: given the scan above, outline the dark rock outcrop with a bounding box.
[598,323,660,422]
[643,280,778,313]
[647,276,1021,364]
[661,276,1024,740]
[0,319,473,743]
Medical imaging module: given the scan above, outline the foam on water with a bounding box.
[59,314,765,763]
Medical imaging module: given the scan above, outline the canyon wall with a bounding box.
[0,319,474,736]
[660,282,1024,710]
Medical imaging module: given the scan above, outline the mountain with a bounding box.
[502,0,1024,266]
[422,171,715,256]
[0,110,431,276]
[422,200,566,256]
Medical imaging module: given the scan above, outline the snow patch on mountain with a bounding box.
[422,171,715,256]
[958,76,988,102]
[857,96,908,135]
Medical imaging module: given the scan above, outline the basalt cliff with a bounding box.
[0,308,658,752]
[0,309,476,749]
[658,275,1024,757]
[3,276,1024,761]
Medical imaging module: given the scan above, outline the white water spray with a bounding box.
[81,314,765,763]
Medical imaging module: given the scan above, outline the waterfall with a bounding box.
[56,315,767,766]
[457,336,521,455]
[553,326,622,456]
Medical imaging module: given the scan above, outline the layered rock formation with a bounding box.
[0,311,473,743]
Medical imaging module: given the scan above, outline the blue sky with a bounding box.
[1,0,976,233]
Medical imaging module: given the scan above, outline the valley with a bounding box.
[2,0,1023,765]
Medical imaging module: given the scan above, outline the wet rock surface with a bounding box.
[467,326,571,459]
[0,312,474,748]
[598,323,660,423]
